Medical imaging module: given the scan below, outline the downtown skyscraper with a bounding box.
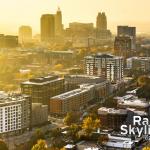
[41,14,55,42]
[55,7,63,37]
[40,8,63,42]
[96,12,111,40]
[96,12,107,31]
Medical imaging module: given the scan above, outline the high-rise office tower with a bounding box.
[19,26,32,44]
[55,7,63,36]
[96,12,111,41]
[85,54,123,83]
[114,36,132,58]
[41,14,55,42]
[96,12,107,31]
[117,26,136,50]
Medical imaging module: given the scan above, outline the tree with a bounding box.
[136,76,150,101]
[0,139,8,150]
[82,117,100,136]
[136,85,150,100]
[138,76,150,87]
[64,112,77,126]
[68,124,80,140]
[50,128,65,149]
[103,97,117,108]
[53,64,64,71]
[51,128,61,138]
[34,128,44,139]
[32,140,48,150]
[28,128,45,150]
[143,147,150,150]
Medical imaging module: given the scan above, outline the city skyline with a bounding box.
[0,0,150,35]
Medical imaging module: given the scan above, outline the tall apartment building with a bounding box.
[117,26,136,50]
[96,12,107,31]
[41,8,63,42]
[41,14,55,42]
[0,92,31,135]
[114,36,133,58]
[85,54,123,83]
[106,57,124,83]
[126,57,150,72]
[21,75,64,106]
[18,26,32,44]
[55,7,63,36]
[49,85,95,115]
[96,12,112,40]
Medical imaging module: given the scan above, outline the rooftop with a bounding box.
[98,107,127,115]
[85,53,122,59]
[64,144,76,149]
[0,92,29,105]
[126,88,139,95]
[77,141,99,149]
[127,57,150,61]
[22,75,63,85]
[104,139,134,149]
[51,85,94,100]
[127,108,147,116]
[117,95,149,108]
[65,74,103,80]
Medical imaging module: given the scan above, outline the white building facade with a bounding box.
[0,93,31,134]
[85,53,123,83]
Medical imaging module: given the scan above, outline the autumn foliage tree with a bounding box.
[53,64,64,71]
[82,116,100,136]
[68,124,80,140]
[32,140,48,150]
[64,112,78,126]
[0,139,9,150]
[143,147,150,150]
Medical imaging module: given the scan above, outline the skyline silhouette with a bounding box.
[0,0,150,34]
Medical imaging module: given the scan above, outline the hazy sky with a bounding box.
[0,0,150,35]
